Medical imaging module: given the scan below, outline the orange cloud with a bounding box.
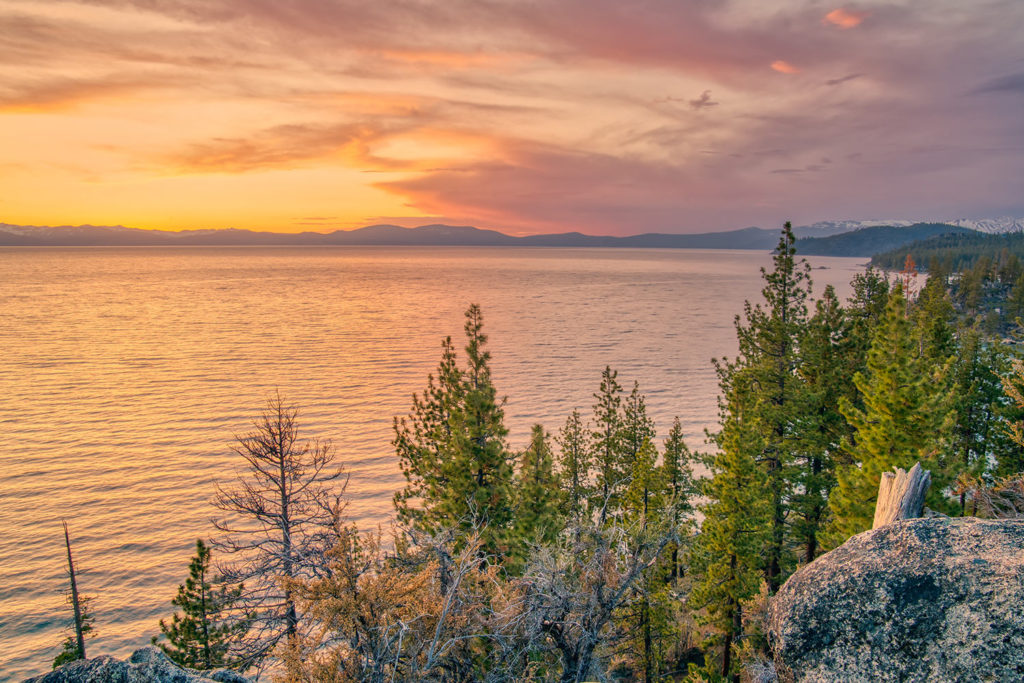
[824,8,869,29]
[376,48,529,69]
[771,60,800,74]
[0,76,157,113]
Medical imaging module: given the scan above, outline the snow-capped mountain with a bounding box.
[794,217,1024,237]
[945,217,1024,234]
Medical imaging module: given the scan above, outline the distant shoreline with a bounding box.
[0,221,868,250]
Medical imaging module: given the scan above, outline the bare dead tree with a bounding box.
[956,473,1024,518]
[63,521,87,661]
[52,520,98,669]
[513,507,677,683]
[283,514,544,683]
[211,391,345,671]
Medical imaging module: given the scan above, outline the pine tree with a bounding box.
[623,439,662,526]
[1007,272,1024,322]
[153,539,248,669]
[621,436,666,681]
[393,336,462,530]
[661,417,697,578]
[995,354,1024,477]
[825,287,953,546]
[591,366,626,522]
[513,425,563,549]
[689,410,771,682]
[556,409,592,518]
[792,285,854,563]
[949,329,1022,495]
[914,273,957,362]
[621,381,656,476]
[846,266,890,371]
[394,304,515,559]
[715,222,812,591]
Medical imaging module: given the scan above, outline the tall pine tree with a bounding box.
[591,366,626,522]
[792,285,854,563]
[394,304,516,559]
[825,287,953,546]
[714,222,811,591]
[689,409,770,682]
[661,417,697,578]
[513,424,563,549]
[556,409,592,519]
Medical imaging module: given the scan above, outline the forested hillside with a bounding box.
[794,222,970,256]
[872,231,1024,271]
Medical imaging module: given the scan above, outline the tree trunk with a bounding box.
[642,594,652,681]
[873,463,931,529]
[63,521,86,661]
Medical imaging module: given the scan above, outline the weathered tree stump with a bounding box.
[873,462,931,529]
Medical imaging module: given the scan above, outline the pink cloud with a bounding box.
[824,8,869,29]
[771,60,800,74]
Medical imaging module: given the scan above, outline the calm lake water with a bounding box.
[0,247,863,679]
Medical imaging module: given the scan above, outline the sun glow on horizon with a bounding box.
[1,0,1021,234]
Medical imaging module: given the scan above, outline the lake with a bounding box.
[0,246,864,679]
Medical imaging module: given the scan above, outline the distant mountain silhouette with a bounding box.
[0,222,794,249]
[1,220,985,250]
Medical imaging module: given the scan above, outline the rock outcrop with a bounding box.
[767,517,1024,682]
[23,646,252,683]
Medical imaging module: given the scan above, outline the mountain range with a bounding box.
[0,223,808,249]
[1,217,1021,249]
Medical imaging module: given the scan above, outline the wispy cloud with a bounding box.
[825,73,863,86]
[0,74,161,112]
[973,72,1024,94]
[689,90,719,110]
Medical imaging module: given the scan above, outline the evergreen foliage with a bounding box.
[394,304,516,559]
[681,222,819,681]
[914,274,957,361]
[152,539,247,669]
[514,425,563,549]
[825,287,954,546]
[948,329,1013,500]
[64,248,1024,681]
[621,381,657,481]
[556,409,592,518]
[53,596,94,669]
[793,285,854,562]
[662,417,697,578]
[871,230,1024,272]
[591,366,627,521]
[689,409,771,681]
[54,521,93,669]
[714,222,812,592]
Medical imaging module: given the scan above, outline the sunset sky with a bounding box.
[2,0,1022,235]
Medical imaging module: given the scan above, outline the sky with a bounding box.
[1,0,1023,235]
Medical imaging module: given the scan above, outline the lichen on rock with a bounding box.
[767,517,1024,682]
[23,646,252,683]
